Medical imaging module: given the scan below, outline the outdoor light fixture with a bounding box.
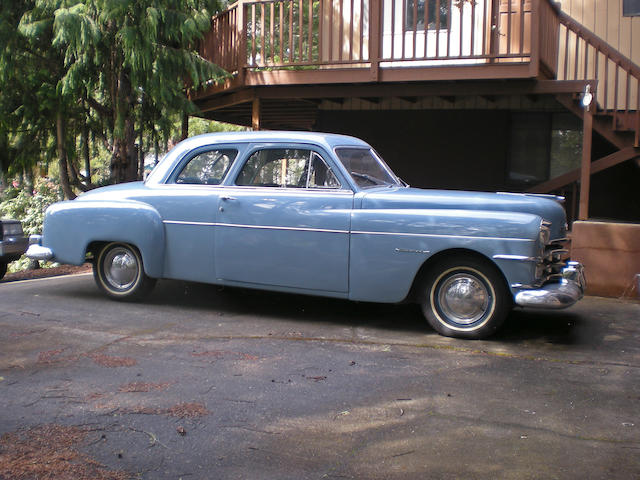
[582,84,593,109]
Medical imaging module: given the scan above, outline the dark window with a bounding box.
[405,0,449,30]
[623,0,640,17]
[550,113,582,179]
[508,113,551,188]
[508,112,583,189]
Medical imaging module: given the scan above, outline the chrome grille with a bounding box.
[539,238,571,283]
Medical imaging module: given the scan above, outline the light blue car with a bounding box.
[27,131,585,339]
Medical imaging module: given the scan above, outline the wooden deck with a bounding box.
[196,0,561,95]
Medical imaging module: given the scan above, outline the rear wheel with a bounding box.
[93,242,156,300]
[419,255,511,339]
[0,262,7,280]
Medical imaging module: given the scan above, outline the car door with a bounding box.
[151,145,240,283]
[214,146,352,293]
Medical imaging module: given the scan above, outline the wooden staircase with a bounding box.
[529,8,640,210]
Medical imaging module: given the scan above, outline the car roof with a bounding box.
[179,131,371,150]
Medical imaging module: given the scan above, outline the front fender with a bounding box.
[43,200,165,278]
[349,208,542,303]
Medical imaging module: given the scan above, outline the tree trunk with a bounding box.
[56,112,76,200]
[82,99,91,184]
[181,111,189,140]
[110,69,138,184]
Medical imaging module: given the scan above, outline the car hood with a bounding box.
[360,187,567,240]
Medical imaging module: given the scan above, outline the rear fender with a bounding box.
[43,200,165,278]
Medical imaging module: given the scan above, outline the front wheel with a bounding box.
[419,255,512,339]
[93,242,156,300]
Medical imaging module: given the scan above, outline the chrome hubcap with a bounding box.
[104,247,139,290]
[437,273,490,325]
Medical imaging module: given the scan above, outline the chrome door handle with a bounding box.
[220,195,237,201]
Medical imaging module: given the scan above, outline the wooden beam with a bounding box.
[246,80,591,101]
[196,89,255,112]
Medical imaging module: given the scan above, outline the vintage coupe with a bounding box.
[27,131,585,339]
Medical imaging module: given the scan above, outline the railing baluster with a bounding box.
[319,0,324,61]
[519,0,524,55]
[614,63,620,127]
[280,1,284,62]
[349,0,354,60]
[289,0,294,62]
[251,4,256,66]
[603,56,609,111]
[435,0,440,58]
[470,0,476,57]
[299,0,304,62]
[626,71,631,116]
[260,3,265,65]
[423,0,429,58]
[359,0,364,60]
[583,39,589,80]
[573,33,580,80]
[562,26,569,80]
[309,0,314,62]
[507,0,511,55]
[270,2,275,64]
[459,0,464,57]
[482,0,487,56]
[412,0,418,59]
[446,0,451,57]
[328,0,333,61]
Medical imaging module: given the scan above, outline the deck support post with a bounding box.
[579,105,593,220]
[369,0,381,81]
[252,97,261,130]
[237,0,246,85]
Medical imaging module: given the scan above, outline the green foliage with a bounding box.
[1,0,230,190]
[0,178,62,236]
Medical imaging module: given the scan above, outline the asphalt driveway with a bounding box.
[1,274,639,479]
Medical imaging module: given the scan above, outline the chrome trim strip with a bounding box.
[493,254,539,262]
[219,223,348,234]
[352,230,533,242]
[163,220,217,227]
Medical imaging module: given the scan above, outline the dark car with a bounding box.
[0,219,28,279]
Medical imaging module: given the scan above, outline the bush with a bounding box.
[1,179,62,273]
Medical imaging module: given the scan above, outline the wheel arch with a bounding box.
[408,248,511,303]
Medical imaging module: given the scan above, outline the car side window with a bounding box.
[307,153,341,189]
[236,149,340,189]
[176,149,238,185]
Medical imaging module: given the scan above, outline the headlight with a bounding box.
[2,223,23,236]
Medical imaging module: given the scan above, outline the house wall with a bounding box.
[317,109,510,191]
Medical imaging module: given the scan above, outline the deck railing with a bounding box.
[202,0,554,76]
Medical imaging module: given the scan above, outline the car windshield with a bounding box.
[335,147,402,189]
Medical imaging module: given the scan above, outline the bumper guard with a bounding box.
[514,261,586,309]
[25,235,54,261]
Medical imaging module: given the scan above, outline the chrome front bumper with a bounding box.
[514,261,586,309]
[25,235,54,261]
